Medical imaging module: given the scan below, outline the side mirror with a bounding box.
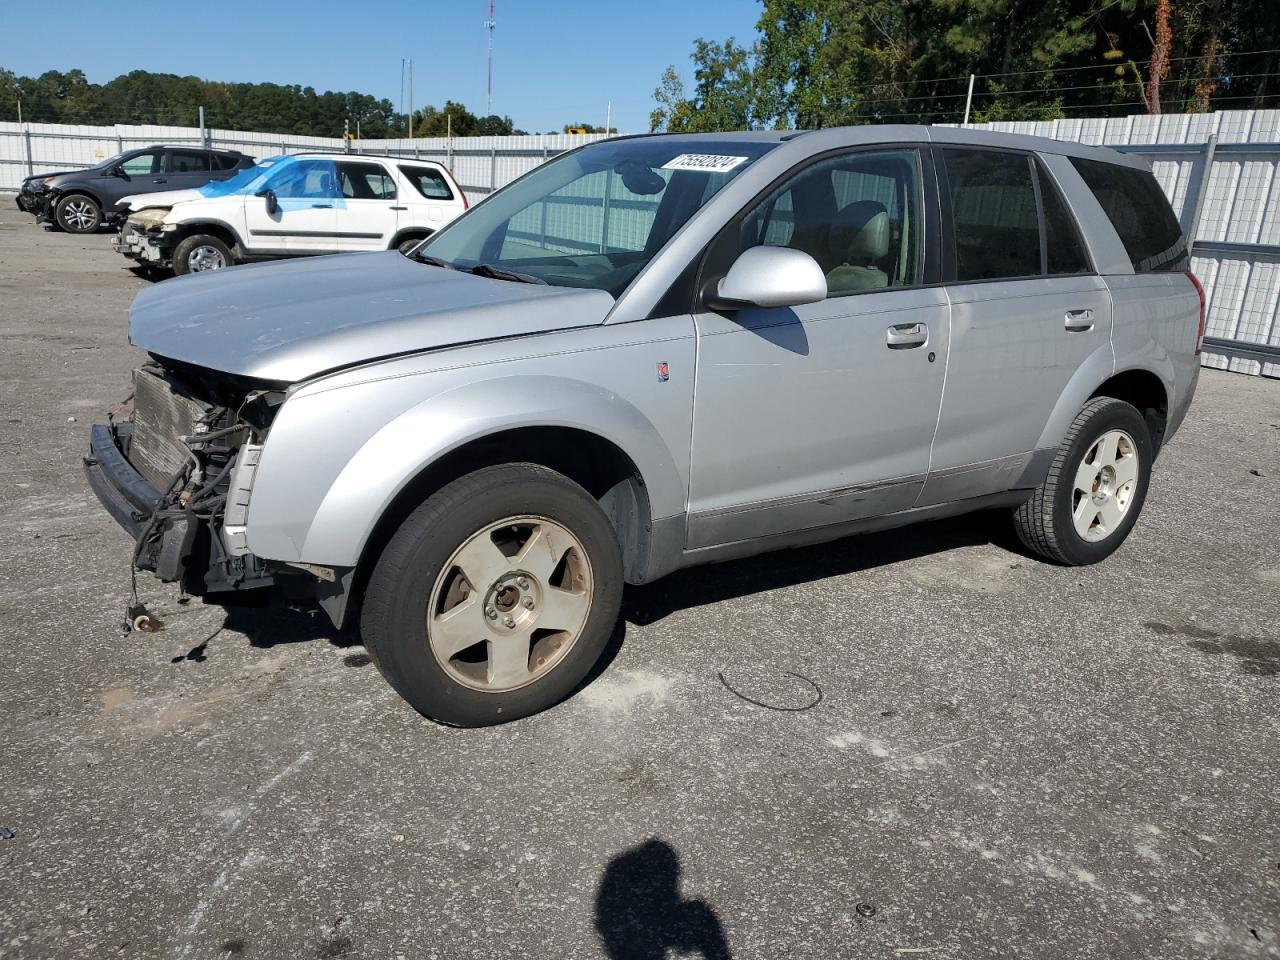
[111,166,127,177]
[706,246,827,311]
[256,188,278,215]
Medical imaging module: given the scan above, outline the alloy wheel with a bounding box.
[187,245,227,271]
[60,199,97,231]
[1072,429,1139,542]
[428,515,593,692]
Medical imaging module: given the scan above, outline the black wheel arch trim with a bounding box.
[167,218,246,252]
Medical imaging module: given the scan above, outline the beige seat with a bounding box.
[825,201,891,294]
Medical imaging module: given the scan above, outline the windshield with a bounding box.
[94,151,128,170]
[196,155,288,198]
[419,138,777,296]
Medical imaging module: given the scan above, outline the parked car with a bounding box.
[85,127,1202,726]
[112,153,468,275]
[16,145,253,234]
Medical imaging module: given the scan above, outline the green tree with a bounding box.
[0,68,515,138]
[649,38,761,132]
[653,0,1280,131]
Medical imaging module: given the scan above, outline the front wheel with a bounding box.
[361,463,624,726]
[397,234,431,256]
[172,234,233,276]
[55,194,102,233]
[1013,396,1153,565]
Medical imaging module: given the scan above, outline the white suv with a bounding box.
[113,153,468,275]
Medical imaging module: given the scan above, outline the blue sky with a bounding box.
[1,1,763,134]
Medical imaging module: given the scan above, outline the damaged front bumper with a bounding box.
[84,419,275,594]
[18,189,52,220]
[113,222,170,265]
[84,363,353,626]
[84,422,161,538]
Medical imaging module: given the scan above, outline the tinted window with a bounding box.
[1037,166,1090,275]
[166,150,210,173]
[944,149,1040,281]
[119,151,162,176]
[401,166,454,200]
[1070,157,1188,272]
[214,153,244,171]
[338,162,396,199]
[738,149,923,293]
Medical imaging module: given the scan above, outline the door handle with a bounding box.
[886,322,928,349]
[1064,308,1095,331]
[150,178,167,183]
[311,203,333,208]
[389,205,408,211]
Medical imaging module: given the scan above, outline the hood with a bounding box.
[130,252,616,383]
[119,189,206,212]
[23,170,80,187]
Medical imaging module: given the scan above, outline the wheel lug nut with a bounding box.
[486,608,497,620]
[504,616,515,628]
[517,578,529,589]
[523,598,535,609]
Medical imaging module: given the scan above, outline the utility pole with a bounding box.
[486,1,496,116]
[962,74,976,125]
[605,101,611,135]
[17,95,22,125]
[408,59,414,141]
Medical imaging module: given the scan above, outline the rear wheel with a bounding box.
[361,463,623,726]
[172,234,233,276]
[1013,397,1153,565]
[55,194,102,233]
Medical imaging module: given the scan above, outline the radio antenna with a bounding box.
[486,1,496,116]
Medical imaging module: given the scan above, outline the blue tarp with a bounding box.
[197,155,346,209]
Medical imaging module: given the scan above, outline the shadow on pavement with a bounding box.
[198,509,1022,655]
[623,508,1024,626]
[595,838,731,960]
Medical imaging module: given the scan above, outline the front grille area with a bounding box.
[128,366,214,489]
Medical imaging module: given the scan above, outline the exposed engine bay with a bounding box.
[107,360,285,596]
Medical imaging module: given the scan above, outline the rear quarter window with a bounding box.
[1069,157,1188,272]
[401,166,455,200]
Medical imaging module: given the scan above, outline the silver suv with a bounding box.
[86,127,1203,726]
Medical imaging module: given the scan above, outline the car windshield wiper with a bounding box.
[465,262,548,284]
[408,252,457,269]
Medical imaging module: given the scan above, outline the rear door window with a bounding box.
[166,150,211,173]
[1069,157,1188,272]
[1037,165,1091,275]
[337,162,397,200]
[943,149,1041,281]
[400,166,454,200]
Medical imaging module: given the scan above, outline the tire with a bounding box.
[361,463,624,726]
[397,235,429,256]
[172,234,234,276]
[55,194,102,233]
[1013,397,1153,565]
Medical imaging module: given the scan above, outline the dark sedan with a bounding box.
[17,145,254,233]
